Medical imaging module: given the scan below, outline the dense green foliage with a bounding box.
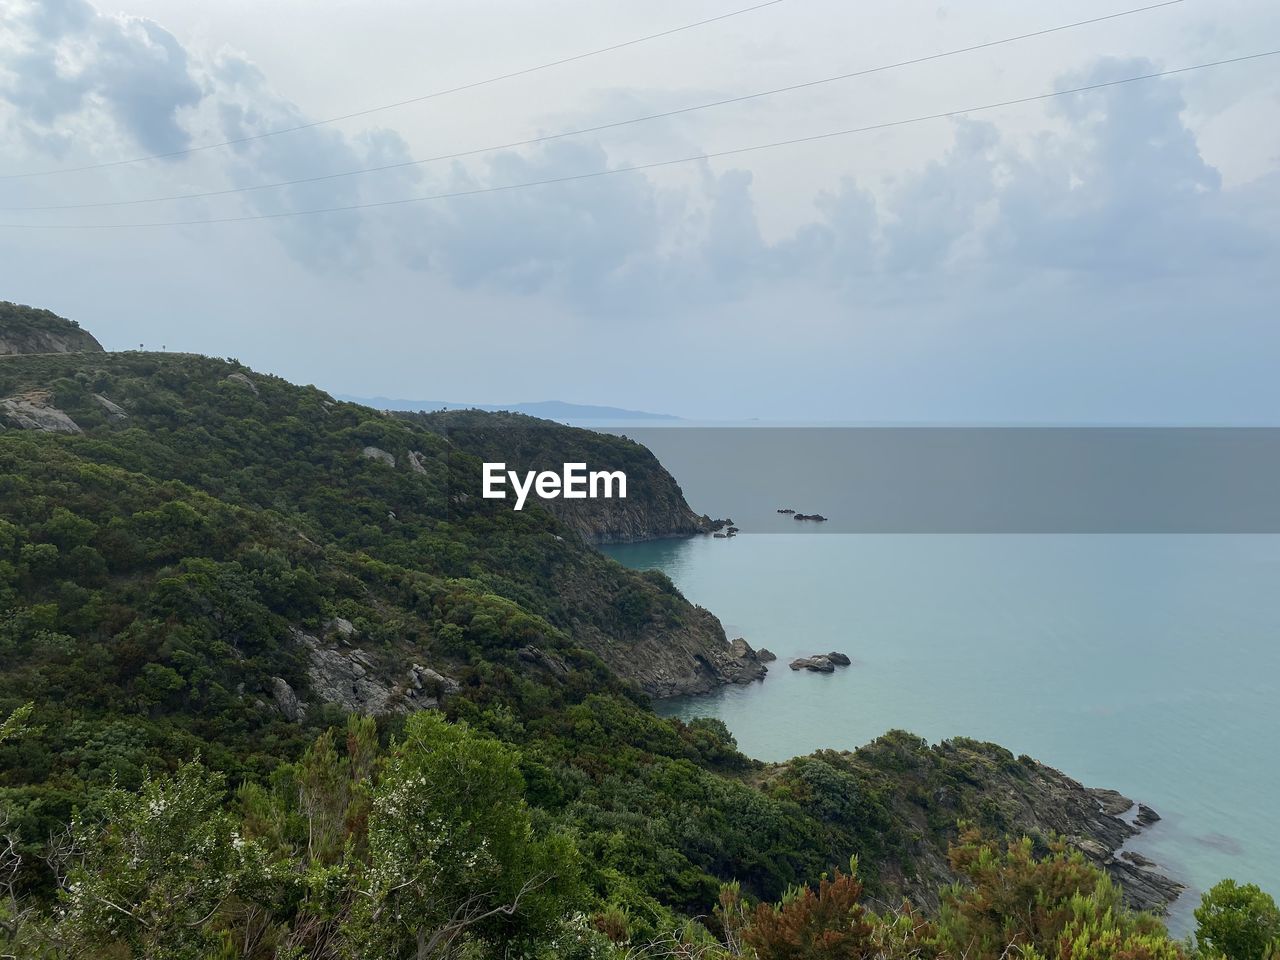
[3,704,1270,959]
[1,347,1274,958]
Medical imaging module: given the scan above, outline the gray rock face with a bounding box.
[324,617,356,640]
[92,393,128,421]
[1135,803,1162,827]
[361,446,396,467]
[270,676,307,721]
[0,393,82,433]
[0,303,104,355]
[290,628,458,716]
[789,655,835,673]
[756,648,777,662]
[224,372,259,396]
[407,450,428,474]
[517,645,570,678]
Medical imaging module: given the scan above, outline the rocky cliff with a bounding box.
[0,302,104,355]
[762,733,1184,917]
[0,348,757,701]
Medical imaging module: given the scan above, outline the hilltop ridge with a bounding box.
[0,301,104,355]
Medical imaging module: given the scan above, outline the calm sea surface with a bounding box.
[604,529,1280,934]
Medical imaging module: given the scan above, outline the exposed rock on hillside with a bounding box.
[0,302,104,355]
[763,733,1185,917]
[92,393,128,421]
[0,391,82,433]
[224,372,260,396]
[288,627,459,715]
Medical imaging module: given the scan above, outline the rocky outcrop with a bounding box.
[361,446,395,467]
[0,392,82,433]
[1135,804,1161,826]
[764,735,1185,917]
[407,450,428,474]
[287,627,459,716]
[757,648,777,662]
[92,393,128,421]
[271,676,307,722]
[790,652,851,672]
[224,372,259,396]
[0,302,104,355]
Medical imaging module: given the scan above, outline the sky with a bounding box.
[0,0,1278,421]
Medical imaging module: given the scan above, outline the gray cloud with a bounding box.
[1,1,1278,421]
[0,0,201,156]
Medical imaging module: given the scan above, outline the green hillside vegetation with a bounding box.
[0,347,1274,958]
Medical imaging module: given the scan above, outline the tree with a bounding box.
[1195,880,1280,960]
[745,859,875,960]
[345,712,581,959]
[55,761,263,960]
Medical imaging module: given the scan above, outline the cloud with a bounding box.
[992,57,1272,278]
[0,0,202,156]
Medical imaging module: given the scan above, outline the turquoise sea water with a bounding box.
[603,533,1280,934]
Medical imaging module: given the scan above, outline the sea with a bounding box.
[598,426,1280,935]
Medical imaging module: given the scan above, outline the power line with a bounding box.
[0,0,784,181]
[4,51,1276,231]
[1,0,1187,213]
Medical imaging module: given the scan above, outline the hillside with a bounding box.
[345,395,679,422]
[0,328,1189,956]
[407,408,716,543]
[0,302,104,355]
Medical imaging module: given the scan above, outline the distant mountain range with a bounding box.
[337,396,679,422]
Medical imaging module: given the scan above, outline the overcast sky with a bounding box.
[1,0,1278,420]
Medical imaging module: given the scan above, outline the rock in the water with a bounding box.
[827,651,851,666]
[793,513,828,522]
[224,372,259,396]
[361,446,396,467]
[270,676,307,722]
[0,392,82,433]
[1089,788,1135,818]
[719,638,767,684]
[790,656,835,673]
[92,393,128,421]
[1135,804,1162,827]
[756,648,777,662]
